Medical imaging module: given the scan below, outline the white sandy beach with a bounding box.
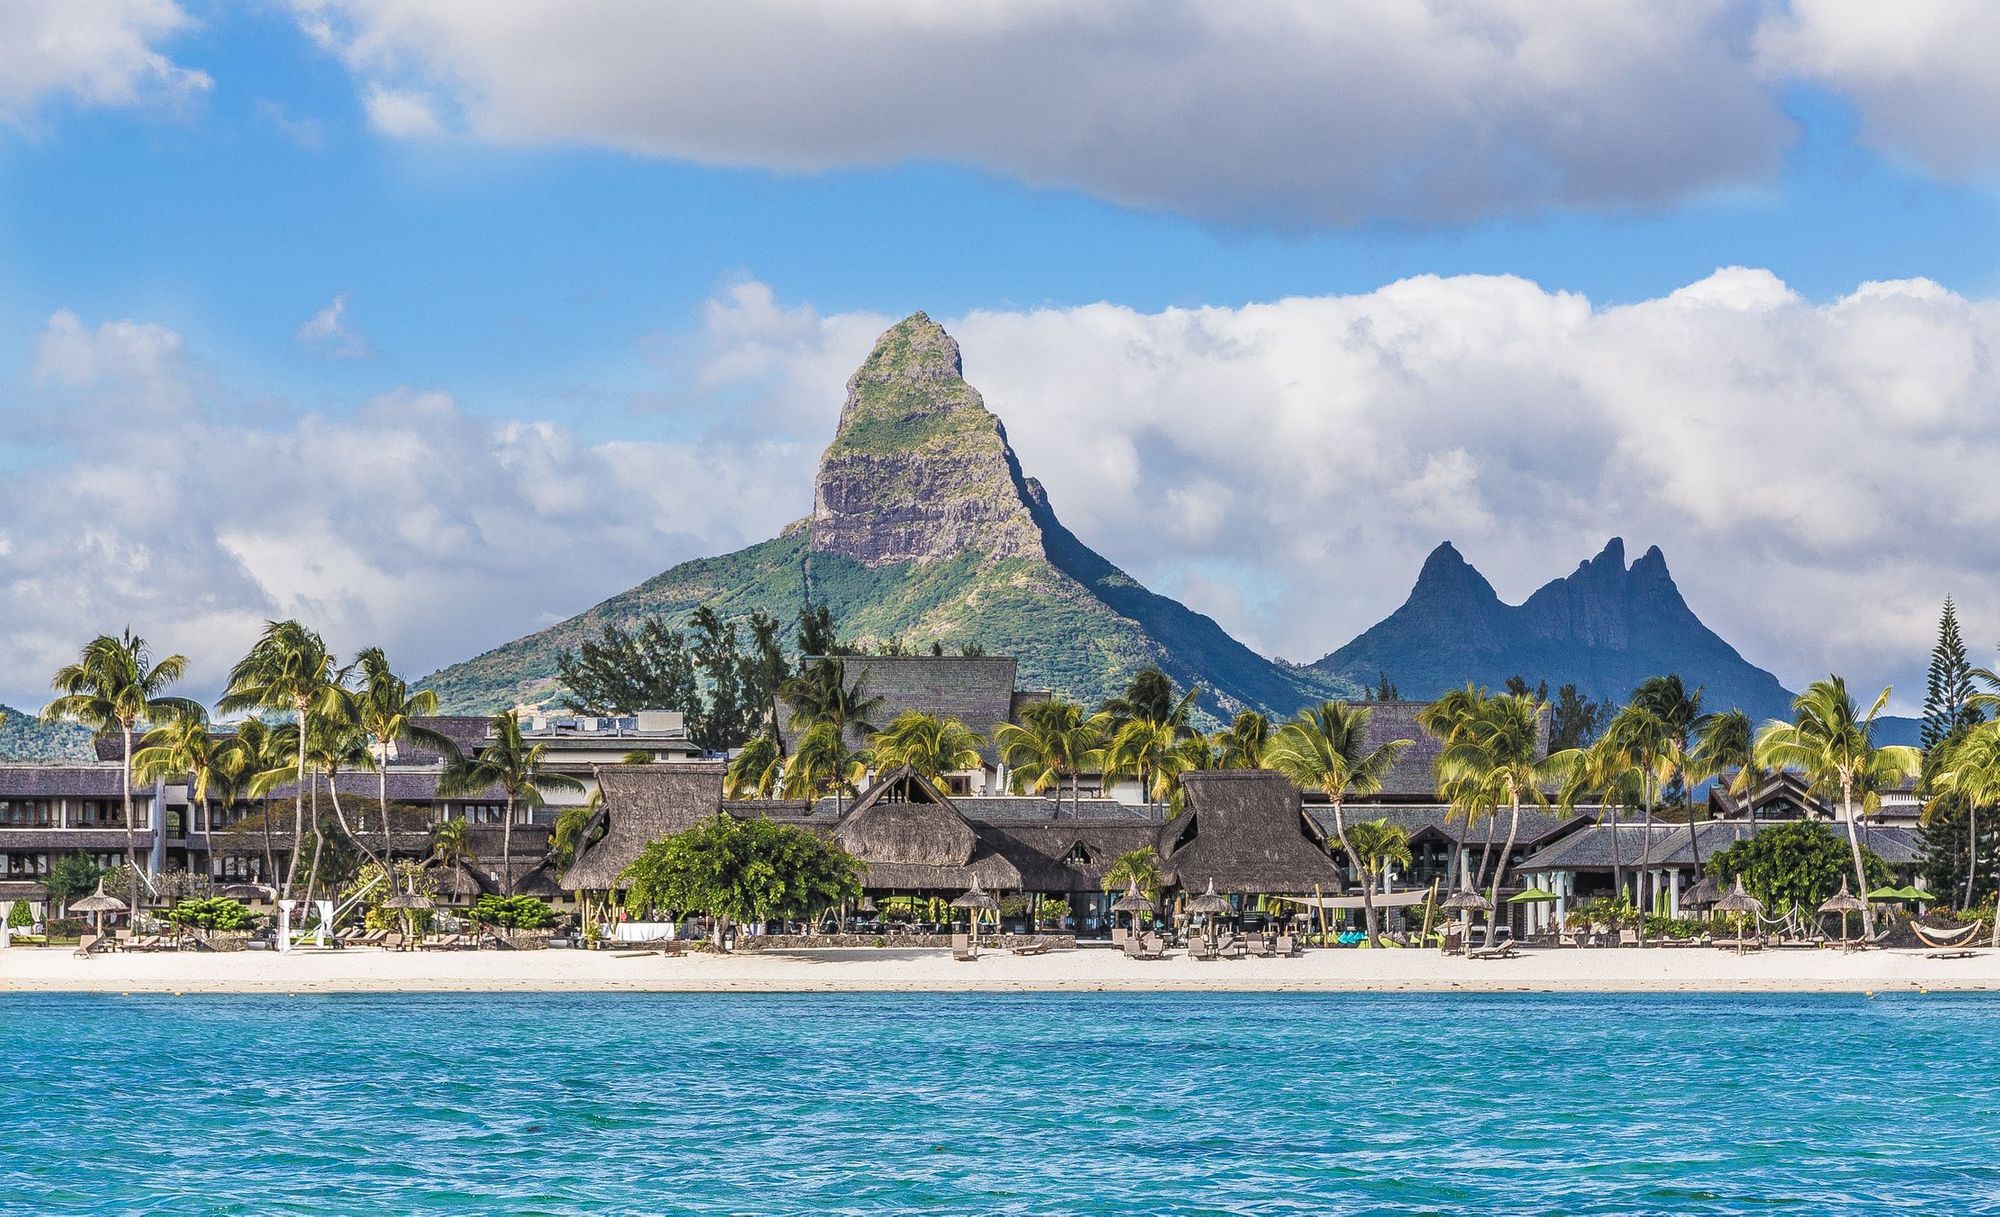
[4,943,1998,995]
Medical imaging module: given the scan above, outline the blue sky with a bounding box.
[2,1,1999,709]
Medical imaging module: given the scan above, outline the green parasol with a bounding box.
[1507,888,1559,903]
[1864,886,1906,901]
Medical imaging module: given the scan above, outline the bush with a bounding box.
[7,900,31,929]
[469,894,556,929]
[164,896,258,931]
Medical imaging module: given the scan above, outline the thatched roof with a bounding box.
[0,765,134,798]
[834,768,976,867]
[1315,804,1587,852]
[1337,700,1547,803]
[1157,770,1345,895]
[779,655,1027,763]
[1521,820,1922,873]
[561,762,725,891]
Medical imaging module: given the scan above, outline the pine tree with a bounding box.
[1922,596,1981,754]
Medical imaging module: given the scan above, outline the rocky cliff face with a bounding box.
[1312,537,1796,717]
[421,312,1353,719]
[810,313,1046,568]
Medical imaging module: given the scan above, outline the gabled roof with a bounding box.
[833,767,976,866]
[1157,770,1345,895]
[1312,804,1587,851]
[779,655,1026,763]
[0,766,136,798]
[1340,699,1550,802]
[562,762,725,890]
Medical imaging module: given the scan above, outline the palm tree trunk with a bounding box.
[1473,808,1499,892]
[501,792,516,896]
[284,707,308,900]
[1637,774,1655,947]
[328,770,380,877]
[1841,783,1875,937]
[122,724,139,920]
[1329,798,1372,947]
[1967,804,1980,909]
[379,746,395,871]
[1487,791,1523,944]
[1607,801,1625,909]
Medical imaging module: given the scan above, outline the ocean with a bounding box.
[2,991,1995,1214]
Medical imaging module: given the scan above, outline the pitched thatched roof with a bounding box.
[1157,770,1345,895]
[779,655,1027,763]
[1312,804,1587,851]
[834,767,976,866]
[0,765,134,798]
[561,762,725,891]
[1338,699,1548,802]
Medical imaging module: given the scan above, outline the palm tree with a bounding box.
[304,713,378,895]
[1754,677,1922,936]
[1416,684,1487,891]
[780,658,885,736]
[868,711,984,784]
[1687,707,1758,876]
[782,721,869,811]
[43,630,200,913]
[442,711,583,895]
[1265,701,1412,945]
[217,621,347,899]
[1101,846,1163,905]
[1106,716,1190,820]
[725,730,784,799]
[428,815,477,902]
[1214,711,1271,769]
[350,647,460,863]
[994,699,1104,816]
[133,707,222,815]
[1102,667,1195,732]
[1433,692,1553,943]
[1344,819,1413,946]
[1926,722,2000,909]
[213,716,291,886]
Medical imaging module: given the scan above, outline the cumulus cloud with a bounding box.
[12,273,1996,713]
[0,0,210,124]
[294,294,375,359]
[691,274,2000,705]
[0,310,809,707]
[1760,0,2000,180]
[290,0,1794,227]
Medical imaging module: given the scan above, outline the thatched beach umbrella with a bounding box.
[1439,888,1491,951]
[1712,876,1763,955]
[1817,879,1867,948]
[1681,875,1723,911]
[951,879,998,952]
[383,889,432,946]
[71,880,128,937]
[1187,879,1233,946]
[1110,880,1154,937]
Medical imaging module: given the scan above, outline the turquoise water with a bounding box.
[2,992,1997,1214]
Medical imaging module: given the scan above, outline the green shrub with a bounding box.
[469,894,556,929]
[164,896,258,931]
[7,900,31,929]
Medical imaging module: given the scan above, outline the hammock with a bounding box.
[1911,921,1983,949]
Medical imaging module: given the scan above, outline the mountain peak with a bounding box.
[1410,540,1500,605]
[811,313,1045,568]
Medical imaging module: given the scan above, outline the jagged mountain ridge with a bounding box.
[422,313,1356,718]
[1309,538,1918,743]
[0,703,95,762]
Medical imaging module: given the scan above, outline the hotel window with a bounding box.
[0,800,55,827]
[212,855,265,881]
[3,853,49,877]
[1061,842,1096,867]
[458,803,508,825]
[76,800,133,828]
[86,852,125,871]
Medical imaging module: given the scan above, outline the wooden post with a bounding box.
[1419,878,1439,948]
[1312,883,1326,948]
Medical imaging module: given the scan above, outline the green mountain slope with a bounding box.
[0,703,96,762]
[423,313,1354,718]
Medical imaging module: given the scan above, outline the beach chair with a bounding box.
[952,932,977,962]
[1617,929,1639,948]
[73,932,118,958]
[1244,937,1273,958]
[1470,943,1519,960]
[1274,933,1297,956]
[1011,937,1053,956]
[1216,934,1246,960]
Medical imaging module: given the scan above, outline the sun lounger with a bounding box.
[952,932,976,962]
[1244,937,1273,958]
[1273,933,1297,956]
[1215,934,1247,960]
[1011,938,1053,956]
[1470,944,1518,960]
[73,932,119,958]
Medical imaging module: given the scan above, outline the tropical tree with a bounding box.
[1927,722,2000,909]
[780,658,884,736]
[1101,667,1195,732]
[1754,677,1923,936]
[724,730,784,799]
[1265,701,1412,945]
[995,699,1104,815]
[442,711,583,895]
[1415,684,1488,891]
[1344,819,1414,946]
[133,708,224,823]
[1213,711,1271,769]
[428,815,477,902]
[303,713,378,896]
[1106,716,1193,820]
[1100,846,1164,905]
[217,621,347,899]
[43,630,200,912]
[620,814,862,948]
[1432,692,1554,941]
[212,716,291,886]
[350,647,461,862]
[781,721,869,812]
[868,711,984,783]
[1708,819,1892,920]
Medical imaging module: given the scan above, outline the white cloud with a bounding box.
[12,273,1999,715]
[0,0,210,123]
[291,0,1795,226]
[361,82,443,137]
[693,273,2000,707]
[294,294,375,359]
[257,98,326,149]
[1760,0,2000,180]
[0,310,809,708]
